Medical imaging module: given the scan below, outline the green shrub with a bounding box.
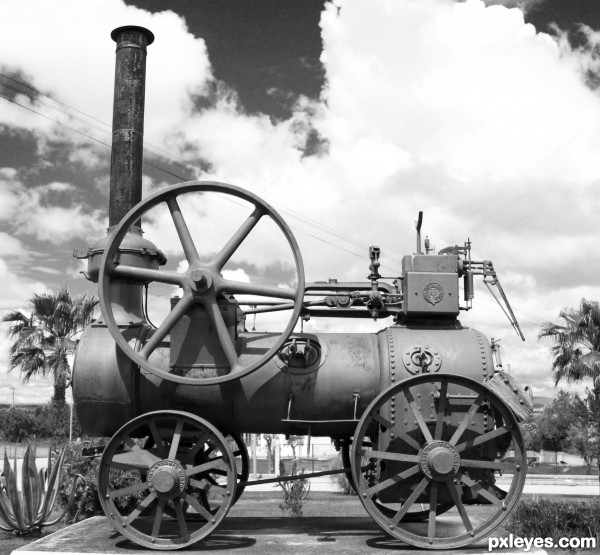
[506,498,600,542]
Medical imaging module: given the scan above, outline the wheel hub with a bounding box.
[148,460,187,498]
[189,268,213,293]
[419,441,460,481]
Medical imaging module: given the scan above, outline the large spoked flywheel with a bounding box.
[98,181,305,386]
[98,411,237,550]
[351,373,526,549]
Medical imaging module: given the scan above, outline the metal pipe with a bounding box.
[109,26,154,226]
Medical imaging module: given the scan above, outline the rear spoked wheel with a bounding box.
[351,373,526,549]
[98,411,236,550]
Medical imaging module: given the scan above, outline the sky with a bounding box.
[1,0,600,406]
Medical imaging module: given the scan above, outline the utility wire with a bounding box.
[1,73,591,325]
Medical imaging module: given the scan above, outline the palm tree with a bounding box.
[3,288,98,405]
[539,298,600,487]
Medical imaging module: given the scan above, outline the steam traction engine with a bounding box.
[72,26,533,550]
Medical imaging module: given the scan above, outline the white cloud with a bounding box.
[1,0,599,403]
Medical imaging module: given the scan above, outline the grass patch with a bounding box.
[506,497,600,546]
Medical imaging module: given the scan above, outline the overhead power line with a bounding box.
[1,72,593,326]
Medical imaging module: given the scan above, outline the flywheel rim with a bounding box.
[98,180,305,386]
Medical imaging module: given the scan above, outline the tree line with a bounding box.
[2,289,600,480]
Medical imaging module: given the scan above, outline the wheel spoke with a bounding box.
[448,393,484,446]
[140,294,194,359]
[109,480,149,499]
[217,279,297,300]
[445,479,473,533]
[212,207,264,271]
[365,464,421,496]
[184,432,210,462]
[371,413,421,451]
[427,481,438,539]
[124,493,156,526]
[403,389,434,444]
[391,477,430,526]
[457,472,503,506]
[189,478,227,496]
[166,196,201,266]
[184,492,214,521]
[455,426,509,453]
[112,438,161,471]
[111,265,182,286]
[151,499,165,538]
[362,449,420,464]
[434,380,448,440]
[460,459,516,471]
[202,299,241,372]
[148,421,168,459]
[174,502,189,539]
[186,458,227,477]
[168,419,185,460]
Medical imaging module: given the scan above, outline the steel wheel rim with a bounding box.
[98,410,237,550]
[230,435,249,504]
[351,373,526,549]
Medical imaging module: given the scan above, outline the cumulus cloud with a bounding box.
[1,0,600,401]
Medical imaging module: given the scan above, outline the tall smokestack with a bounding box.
[109,25,154,226]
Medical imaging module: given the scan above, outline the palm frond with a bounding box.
[2,288,98,399]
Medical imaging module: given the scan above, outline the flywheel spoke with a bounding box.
[140,294,194,359]
[111,265,182,286]
[166,196,201,266]
[202,299,241,372]
[212,206,264,271]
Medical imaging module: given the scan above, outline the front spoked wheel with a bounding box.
[98,411,236,550]
[351,373,526,549]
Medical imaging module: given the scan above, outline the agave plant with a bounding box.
[0,443,81,535]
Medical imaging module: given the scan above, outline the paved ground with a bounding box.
[14,515,547,555]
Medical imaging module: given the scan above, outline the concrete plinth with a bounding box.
[12,516,546,555]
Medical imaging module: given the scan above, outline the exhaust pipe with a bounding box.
[109,25,154,226]
[74,25,165,295]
